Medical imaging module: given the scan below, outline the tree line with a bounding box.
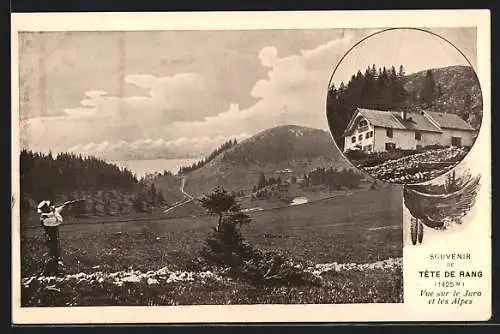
[132,182,166,212]
[253,167,362,193]
[255,172,284,191]
[305,167,362,190]
[20,149,138,201]
[326,64,409,149]
[178,139,238,174]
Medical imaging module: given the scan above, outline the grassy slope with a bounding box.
[184,125,351,197]
[21,184,402,306]
[21,184,401,275]
[20,124,404,306]
[151,173,184,203]
[21,173,185,228]
[403,65,483,128]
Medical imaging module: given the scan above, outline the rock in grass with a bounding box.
[147,278,159,285]
[122,274,141,283]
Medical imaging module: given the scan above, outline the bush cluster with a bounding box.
[346,145,450,168]
[200,186,319,287]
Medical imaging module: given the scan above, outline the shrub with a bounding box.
[201,223,255,270]
[344,149,368,161]
[133,196,147,212]
[200,186,320,287]
[349,149,417,167]
[238,249,321,287]
[421,144,446,151]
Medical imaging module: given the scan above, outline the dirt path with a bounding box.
[162,176,194,214]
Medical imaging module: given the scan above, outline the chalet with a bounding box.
[342,108,476,153]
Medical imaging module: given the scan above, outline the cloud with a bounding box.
[61,72,206,122]
[331,29,471,87]
[66,133,250,161]
[84,90,108,98]
[161,32,355,139]
[21,32,355,159]
[21,72,210,151]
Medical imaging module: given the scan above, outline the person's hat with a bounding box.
[37,200,51,213]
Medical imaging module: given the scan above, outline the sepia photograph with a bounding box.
[11,10,491,324]
[326,28,483,184]
[18,28,403,307]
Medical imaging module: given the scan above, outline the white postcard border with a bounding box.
[11,9,491,324]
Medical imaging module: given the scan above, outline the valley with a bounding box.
[20,124,403,306]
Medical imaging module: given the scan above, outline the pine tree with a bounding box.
[200,186,243,231]
[420,69,437,108]
[398,65,405,77]
[149,183,157,203]
[462,91,472,121]
[258,173,267,189]
[157,190,165,203]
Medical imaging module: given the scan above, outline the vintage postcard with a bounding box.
[11,10,491,324]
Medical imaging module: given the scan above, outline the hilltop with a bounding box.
[181,125,351,196]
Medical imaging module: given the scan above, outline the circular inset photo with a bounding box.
[326,28,483,184]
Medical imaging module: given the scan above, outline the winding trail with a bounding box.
[162,176,194,214]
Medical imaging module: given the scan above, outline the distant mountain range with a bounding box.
[181,125,351,196]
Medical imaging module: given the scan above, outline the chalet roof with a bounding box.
[344,108,475,137]
[356,108,406,130]
[425,111,475,131]
[393,112,442,133]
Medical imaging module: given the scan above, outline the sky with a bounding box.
[18,27,476,161]
[330,28,477,87]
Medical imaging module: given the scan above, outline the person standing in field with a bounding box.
[37,199,81,275]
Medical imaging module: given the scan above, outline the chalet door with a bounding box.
[451,136,462,147]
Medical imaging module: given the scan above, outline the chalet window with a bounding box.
[386,128,393,138]
[363,145,372,152]
[351,136,356,143]
[415,131,422,140]
[358,120,368,128]
[385,143,396,151]
[369,131,373,138]
[365,132,370,139]
[451,137,462,147]
[358,134,363,141]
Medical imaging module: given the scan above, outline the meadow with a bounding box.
[20,184,403,306]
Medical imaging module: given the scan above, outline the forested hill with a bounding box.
[20,150,138,201]
[326,64,482,148]
[184,125,350,196]
[19,150,169,220]
[178,139,238,174]
[402,65,482,128]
